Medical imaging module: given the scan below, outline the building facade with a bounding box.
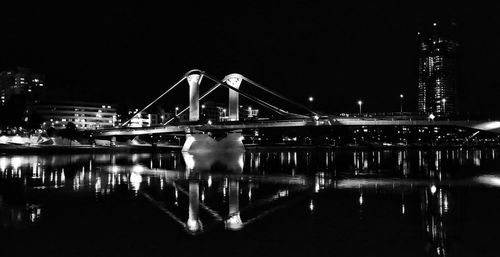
[125,109,162,127]
[417,22,458,115]
[0,67,45,106]
[30,101,117,130]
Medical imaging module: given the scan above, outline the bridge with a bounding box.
[89,69,500,152]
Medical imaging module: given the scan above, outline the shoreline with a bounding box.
[0,143,498,154]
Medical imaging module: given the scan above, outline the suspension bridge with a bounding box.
[89,69,500,152]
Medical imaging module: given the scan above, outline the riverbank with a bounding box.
[0,143,498,154]
[0,144,182,154]
[244,143,500,151]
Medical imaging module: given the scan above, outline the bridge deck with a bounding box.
[91,117,500,137]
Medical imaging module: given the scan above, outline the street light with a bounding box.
[442,98,447,114]
[175,106,179,116]
[357,100,363,114]
[308,96,314,102]
[400,94,404,114]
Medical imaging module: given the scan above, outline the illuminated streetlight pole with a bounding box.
[357,100,363,115]
[400,94,404,114]
[175,106,179,116]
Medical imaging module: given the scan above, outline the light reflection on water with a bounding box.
[0,148,500,255]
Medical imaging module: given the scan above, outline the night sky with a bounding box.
[1,2,500,115]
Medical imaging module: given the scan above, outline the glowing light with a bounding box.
[308,96,314,102]
[11,157,22,170]
[207,176,212,187]
[430,185,437,194]
[359,194,364,205]
[475,175,500,187]
[238,154,244,170]
[0,157,8,171]
[186,219,203,233]
[130,172,142,191]
[309,200,314,211]
[132,164,145,173]
[225,214,243,231]
[473,121,500,131]
[11,136,24,145]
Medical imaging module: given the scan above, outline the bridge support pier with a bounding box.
[181,132,245,153]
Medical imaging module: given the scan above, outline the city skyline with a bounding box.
[1,3,500,116]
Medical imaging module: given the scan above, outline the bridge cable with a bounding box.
[120,75,188,127]
[163,82,222,125]
[241,76,318,116]
[204,74,303,118]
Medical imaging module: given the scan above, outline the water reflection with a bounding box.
[0,148,500,255]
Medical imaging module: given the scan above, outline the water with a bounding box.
[1,148,500,256]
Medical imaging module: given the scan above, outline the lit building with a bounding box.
[240,105,259,120]
[417,22,458,115]
[126,109,161,127]
[29,101,117,129]
[0,67,45,106]
[201,101,259,122]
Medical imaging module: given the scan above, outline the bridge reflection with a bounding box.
[0,149,499,255]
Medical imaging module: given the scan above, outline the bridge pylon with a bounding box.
[187,73,203,121]
[223,74,244,121]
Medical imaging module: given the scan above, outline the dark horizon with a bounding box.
[1,2,500,116]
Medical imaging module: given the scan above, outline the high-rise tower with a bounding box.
[417,22,458,115]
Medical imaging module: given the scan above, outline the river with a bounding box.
[1,148,500,256]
